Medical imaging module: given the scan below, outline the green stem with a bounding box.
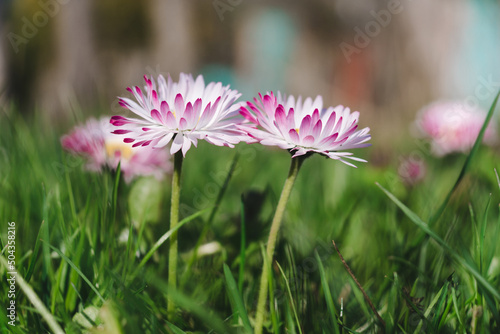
[254,156,304,334]
[168,151,183,315]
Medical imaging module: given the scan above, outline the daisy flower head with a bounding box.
[239,92,371,167]
[61,117,172,183]
[111,73,246,156]
[415,100,497,156]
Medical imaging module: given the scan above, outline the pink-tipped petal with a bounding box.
[285,108,295,130]
[112,129,132,135]
[302,135,315,146]
[299,115,312,138]
[312,120,322,139]
[288,129,300,143]
[179,118,188,130]
[174,94,184,118]
[165,111,177,128]
[151,109,162,124]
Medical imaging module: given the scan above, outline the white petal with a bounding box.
[170,134,184,154]
[153,132,174,148]
[181,138,192,156]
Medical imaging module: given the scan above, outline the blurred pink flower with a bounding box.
[61,117,172,182]
[239,92,371,166]
[416,101,497,156]
[398,157,426,185]
[110,73,247,156]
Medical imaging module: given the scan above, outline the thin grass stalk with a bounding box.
[254,156,304,334]
[0,254,65,334]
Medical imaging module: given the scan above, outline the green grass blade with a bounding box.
[185,154,239,274]
[238,196,246,294]
[285,245,298,301]
[314,250,340,334]
[24,220,44,283]
[51,260,66,313]
[437,294,452,331]
[431,281,449,329]
[63,154,78,224]
[478,282,500,326]
[276,261,302,334]
[260,243,279,334]
[451,285,465,333]
[111,161,121,225]
[347,278,373,324]
[488,170,500,269]
[377,183,500,301]
[206,153,238,227]
[397,286,431,332]
[413,282,447,333]
[0,254,65,334]
[136,207,210,271]
[429,90,500,226]
[487,205,500,273]
[385,272,399,332]
[479,196,491,275]
[122,221,135,280]
[100,172,110,244]
[284,302,296,334]
[223,263,253,333]
[41,189,54,283]
[42,241,105,303]
[166,321,187,334]
[149,276,231,333]
[469,203,479,265]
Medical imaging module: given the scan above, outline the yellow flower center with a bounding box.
[295,128,300,134]
[105,140,134,160]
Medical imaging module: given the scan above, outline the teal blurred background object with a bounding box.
[449,0,500,106]
[233,7,297,98]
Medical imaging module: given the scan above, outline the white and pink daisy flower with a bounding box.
[415,101,497,156]
[110,73,246,156]
[61,117,172,183]
[239,92,371,166]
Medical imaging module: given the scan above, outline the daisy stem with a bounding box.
[168,151,183,315]
[254,156,304,334]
